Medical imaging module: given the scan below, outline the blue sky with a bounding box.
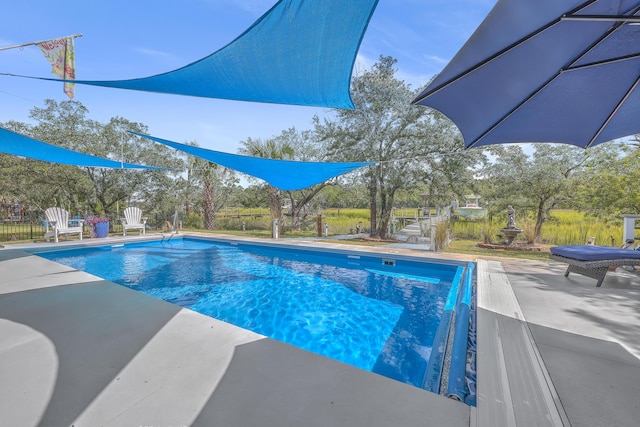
[0,0,495,154]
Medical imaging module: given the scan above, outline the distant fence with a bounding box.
[216,207,271,218]
[0,218,46,242]
[0,211,182,243]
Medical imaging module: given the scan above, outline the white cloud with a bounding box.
[424,55,448,65]
[353,53,376,75]
[214,0,273,16]
[352,52,439,91]
[132,47,174,59]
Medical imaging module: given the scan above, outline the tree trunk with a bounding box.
[379,198,393,240]
[287,185,329,232]
[269,186,283,237]
[534,199,546,240]
[185,167,192,217]
[97,194,109,216]
[368,177,378,238]
[288,193,301,231]
[203,179,215,230]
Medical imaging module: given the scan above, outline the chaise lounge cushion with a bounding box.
[550,245,640,287]
[550,245,640,261]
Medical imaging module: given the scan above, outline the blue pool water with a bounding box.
[37,237,467,390]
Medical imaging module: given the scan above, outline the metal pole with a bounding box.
[117,131,124,219]
[172,207,178,233]
[121,131,124,168]
[0,33,83,51]
[561,14,640,23]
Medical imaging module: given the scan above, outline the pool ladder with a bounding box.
[161,208,180,243]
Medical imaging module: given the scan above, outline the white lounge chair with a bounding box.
[120,207,147,236]
[44,207,84,243]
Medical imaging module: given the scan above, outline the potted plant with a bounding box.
[85,215,110,238]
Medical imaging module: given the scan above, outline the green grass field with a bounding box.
[450,209,623,247]
[209,208,625,260]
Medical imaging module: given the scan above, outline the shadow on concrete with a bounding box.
[191,338,469,427]
[499,258,640,426]
[0,280,181,426]
[0,248,32,261]
[529,323,640,427]
[504,259,640,356]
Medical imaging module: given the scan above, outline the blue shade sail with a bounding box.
[11,0,379,109]
[130,131,374,191]
[0,127,162,169]
[413,0,640,149]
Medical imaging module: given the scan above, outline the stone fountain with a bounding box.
[499,205,523,245]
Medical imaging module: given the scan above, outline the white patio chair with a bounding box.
[120,207,147,236]
[44,207,84,243]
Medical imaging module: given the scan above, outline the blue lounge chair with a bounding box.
[550,245,640,287]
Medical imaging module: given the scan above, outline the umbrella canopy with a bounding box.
[413,0,640,149]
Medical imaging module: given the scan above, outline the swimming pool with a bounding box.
[36,237,474,398]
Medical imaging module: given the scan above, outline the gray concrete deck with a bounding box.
[502,257,640,427]
[1,234,639,426]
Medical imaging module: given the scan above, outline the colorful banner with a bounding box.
[38,37,75,98]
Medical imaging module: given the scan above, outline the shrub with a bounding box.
[183,212,203,229]
[520,219,537,244]
[450,220,484,240]
[433,220,450,251]
[480,221,498,244]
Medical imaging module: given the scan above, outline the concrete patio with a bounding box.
[500,257,640,427]
[1,234,638,426]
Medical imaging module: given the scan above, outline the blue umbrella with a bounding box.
[413,0,640,149]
